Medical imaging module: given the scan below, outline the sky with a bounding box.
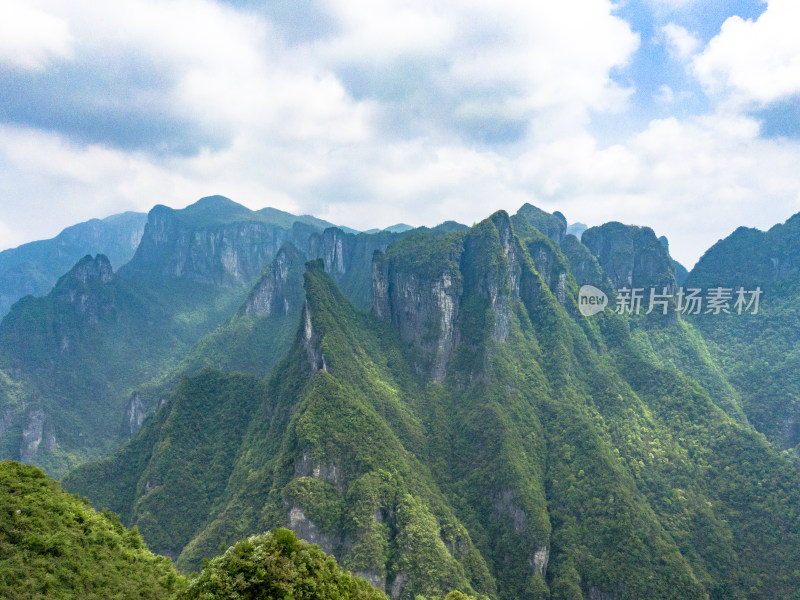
[0,0,798,268]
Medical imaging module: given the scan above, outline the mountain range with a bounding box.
[3,196,800,599]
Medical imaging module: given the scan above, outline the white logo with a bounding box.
[578,285,608,316]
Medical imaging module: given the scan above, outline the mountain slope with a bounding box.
[0,460,185,599]
[684,213,800,452]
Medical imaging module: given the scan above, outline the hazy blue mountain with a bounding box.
[0,211,147,317]
[383,223,415,233]
[0,196,337,476]
[565,221,587,239]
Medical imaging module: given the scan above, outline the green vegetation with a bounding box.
[684,214,800,452]
[63,207,800,600]
[181,528,386,600]
[8,202,800,599]
[0,460,185,599]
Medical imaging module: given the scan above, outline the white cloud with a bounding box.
[661,23,700,59]
[694,0,800,106]
[0,1,72,70]
[314,0,639,141]
[511,113,800,267]
[1,0,799,270]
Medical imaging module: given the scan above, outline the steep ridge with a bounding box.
[65,208,800,599]
[120,195,319,286]
[117,220,466,434]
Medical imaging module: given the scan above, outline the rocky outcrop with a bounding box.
[243,243,305,317]
[50,254,117,328]
[125,393,145,437]
[20,409,45,463]
[371,251,391,320]
[488,212,525,341]
[374,255,461,383]
[526,239,569,306]
[294,450,344,491]
[307,227,402,309]
[390,571,408,600]
[560,235,610,292]
[288,506,337,555]
[582,222,676,292]
[0,211,146,318]
[532,545,549,578]
[302,299,327,375]
[68,254,114,285]
[310,228,348,276]
[122,196,318,287]
[372,213,535,380]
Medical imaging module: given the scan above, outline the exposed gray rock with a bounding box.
[294,450,344,491]
[126,393,145,437]
[52,254,117,326]
[582,222,676,293]
[532,545,549,578]
[20,409,45,463]
[244,244,304,317]
[45,429,57,452]
[70,254,114,284]
[371,251,391,320]
[355,570,386,591]
[288,506,337,555]
[387,269,460,382]
[122,198,311,287]
[302,300,327,374]
[390,571,408,600]
[494,489,527,535]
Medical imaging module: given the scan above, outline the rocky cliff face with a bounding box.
[372,236,463,382]
[371,212,529,381]
[243,243,305,317]
[124,202,290,286]
[308,227,400,309]
[49,254,117,331]
[124,394,145,437]
[581,222,676,292]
